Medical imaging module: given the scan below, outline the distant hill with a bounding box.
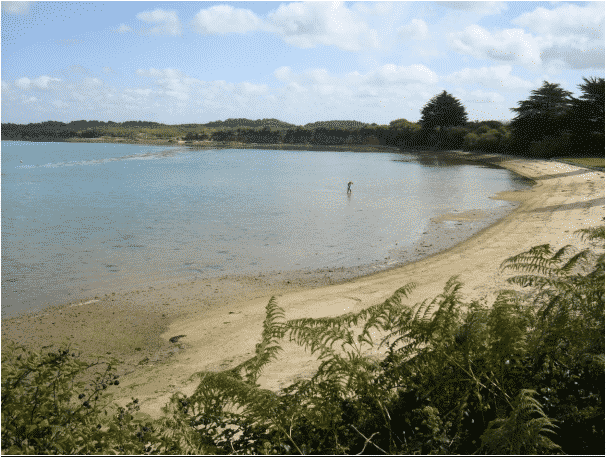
[65,120,166,130]
[202,118,296,130]
[302,120,370,130]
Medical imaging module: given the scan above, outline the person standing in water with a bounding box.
[347,181,353,193]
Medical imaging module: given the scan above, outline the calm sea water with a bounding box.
[1,141,531,317]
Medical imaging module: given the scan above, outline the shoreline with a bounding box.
[62,137,405,153]
[2,150,604,418]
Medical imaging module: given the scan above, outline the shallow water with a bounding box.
[1,141,531,317]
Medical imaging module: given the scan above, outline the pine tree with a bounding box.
[420,90,468,130]
[510,81,573,145]
[566,77,605,156]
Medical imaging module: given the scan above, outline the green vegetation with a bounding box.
[3,226,604,454]
[0,78,600,158]
[558,158,605,169]
[203,118,296,130]
[1,76,603,159]
[508,78,604,158]
[419,90,468,130]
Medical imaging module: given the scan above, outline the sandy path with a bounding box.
[109,152,604,417]
[2,152,604,419]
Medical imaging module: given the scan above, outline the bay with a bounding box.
[1,141,531,317]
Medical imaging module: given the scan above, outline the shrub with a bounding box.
[528,132,572,158]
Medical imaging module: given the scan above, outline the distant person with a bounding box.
[347,181,353,193]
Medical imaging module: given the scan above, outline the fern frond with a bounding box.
[575,226,605,243]
[549,244,578,263]
[500,244,564,275]
[285,318,352,359]
[560,248,592,274]
[413,298,435,322]
[478,389,561,455]
[232,296,287,386]
[506,274,571,290]
[426,276,465,338]
[379,299,433,354]
[501,260,561,277]
[283,282,416,363]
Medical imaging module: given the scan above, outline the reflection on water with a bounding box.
[1,142,531,317]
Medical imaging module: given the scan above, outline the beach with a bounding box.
[2,150,604,418]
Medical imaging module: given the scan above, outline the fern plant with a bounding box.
[478,389,561,455]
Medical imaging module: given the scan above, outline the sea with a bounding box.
[1,141,532,317]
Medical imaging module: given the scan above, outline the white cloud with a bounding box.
[273,64,438,98]
[15,76,61,90]
[447,3,604,73]
[363,64,439,86]
[237,82,268,96]
[512,2,604,37]
[436,2,507,15]
[267,2,379,51]
[71,92,86,101]
[449,25,543,70]
[188,2,381,52]
[398,19,429,41]
[274,66,294,82]
[135,68,268,103]
[286,82,306,93]
[268,64,440,122]
[512,2,605,70]
[443,65,534,91]
[125,88,155,97]
[23,96,38,104]
[52,100,69,109]
[190,5,263,34]
[35,76,62,89]
[1,1,30,15]
[84,78,103,87]
[137,68,184,79]
[113,24,133,34]
[15,78,31,89]
[464,90,505,104]
[352,2,395,16]
[449,4,605,72]
[136,9,181,36]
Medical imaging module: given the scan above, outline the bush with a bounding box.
[1,346,220,454]
[528,132,572,158]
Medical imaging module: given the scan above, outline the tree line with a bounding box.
[2,76,603,157]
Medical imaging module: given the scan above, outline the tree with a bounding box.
[419,90,468,130]
[509,81,573,147]
[565,77,605,155]
[575,77,605,131]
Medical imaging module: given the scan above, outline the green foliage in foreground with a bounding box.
[2,227,604,454]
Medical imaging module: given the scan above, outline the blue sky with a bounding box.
[1,1,604,125]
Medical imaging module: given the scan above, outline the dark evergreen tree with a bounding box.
[565,77,605,156]
[420,90,468,130]
[509,81,573,148]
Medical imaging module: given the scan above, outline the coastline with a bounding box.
[2,150,604,418]
[63,137,404,153]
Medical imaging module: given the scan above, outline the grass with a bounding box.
[558,157,605,169]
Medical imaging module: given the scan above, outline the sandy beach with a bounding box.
[2,150,604,419]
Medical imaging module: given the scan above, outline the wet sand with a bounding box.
[2,150,604,418]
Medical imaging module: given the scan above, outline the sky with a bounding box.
[1,1,605,126]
